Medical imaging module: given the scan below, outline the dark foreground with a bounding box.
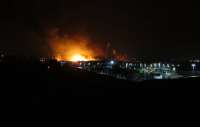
[1,60,200,104]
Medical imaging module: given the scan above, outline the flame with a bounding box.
[70,54,88,62]
[55,47,95,62]
[48,30,103,62]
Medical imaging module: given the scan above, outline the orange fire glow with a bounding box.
[54,45,96,62]
[48,29,128,62]
[48,30,103,62]
[55,46,96,62]
[70,54,88,62]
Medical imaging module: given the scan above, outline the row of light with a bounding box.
[190,60,200,63]
[83,61,179,68]
[80,61,198,71]
[124,63,178,68]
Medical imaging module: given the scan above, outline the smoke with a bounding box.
[47,29,104,61]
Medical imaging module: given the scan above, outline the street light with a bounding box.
[162,64,165,68]
[192,63,196,71]
[167,64,170,68]
[140,63,143,68]
[158,63,161,68]
[154,63,157,68]
[110,60,115,65]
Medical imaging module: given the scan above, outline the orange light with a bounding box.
[70,54,88,62]
[48,32,104,62]
[56,55,62,62]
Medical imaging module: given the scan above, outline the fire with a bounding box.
[48,29,105,62]
[70,54,88,62]
[54,46,96,62]
[55,50,95,62]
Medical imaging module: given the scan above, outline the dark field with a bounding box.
[0,59,199,104]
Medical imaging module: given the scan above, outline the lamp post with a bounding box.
[192,63,196,71]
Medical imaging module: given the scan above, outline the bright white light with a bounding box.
[110,60,114,65]
[192,64,196,70]
[192,64,196,67]
[158,63,161,68]
[190,76,199,78]
[154,74,163,80]
[167,64,170,68]
[126,63,128,68]
[154,63,157,68]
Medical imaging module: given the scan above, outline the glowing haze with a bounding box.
[48,29,104,62]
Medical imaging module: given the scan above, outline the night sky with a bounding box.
[0,0,196,58]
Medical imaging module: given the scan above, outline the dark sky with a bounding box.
[0,0,196,58]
